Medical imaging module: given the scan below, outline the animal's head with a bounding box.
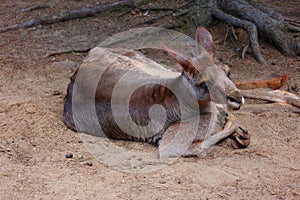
[163,27,244,110]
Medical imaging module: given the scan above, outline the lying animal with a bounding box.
[63,27,250,158]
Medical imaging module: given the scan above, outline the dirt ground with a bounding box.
[0,0,299,199]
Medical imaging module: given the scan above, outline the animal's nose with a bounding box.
[227,90,244,110]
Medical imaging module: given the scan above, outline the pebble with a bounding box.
[65,153,73,158]
[85,161,93,166]
[53,90,61,96]
[18,134,24,140]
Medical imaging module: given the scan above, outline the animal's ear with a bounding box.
[162,44,196,74]
[195,27,215,59]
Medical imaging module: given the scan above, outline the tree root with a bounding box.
[213,0,300,60]
[211,5,266,65]
[238,103,300,114]
[241,89,300,109]
[0,0,135,33]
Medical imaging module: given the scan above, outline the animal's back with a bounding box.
[63,47,181,143]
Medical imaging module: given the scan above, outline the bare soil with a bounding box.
[0,0,299,199]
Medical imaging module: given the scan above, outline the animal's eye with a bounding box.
[227,71,231,79]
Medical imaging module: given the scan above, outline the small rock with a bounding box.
[53,90,61,96]
[77,154,83,159]
[65,153,73,158]
[85,161,93,166]
[18,135,24,140]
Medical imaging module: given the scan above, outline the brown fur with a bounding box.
[63,27,248,157]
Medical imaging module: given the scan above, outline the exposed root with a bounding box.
[251,4,300,33]
[241,89,300,109]
[238,103,300,114]
[211,2,266,65]
[214,0,300,58]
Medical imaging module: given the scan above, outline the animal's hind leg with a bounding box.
[216,114,251,149]
[229,127,251,149]
[157,112,224,158]
[158,113,250,158]
[158,117,201,158]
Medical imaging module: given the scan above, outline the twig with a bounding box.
[139,7,180,12]
[223,26,229,45]
[241,44,249,59]
[172,9,189,17]
[284,18,300,25]
[286,24,300,33]
[20,5,50,13]
[133,11,173,27]
[224,53,236,64]
[231,26,238,40]
[45,48,92,57]
[117,5,136,17]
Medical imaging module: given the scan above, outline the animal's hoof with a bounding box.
[231,127,251,149]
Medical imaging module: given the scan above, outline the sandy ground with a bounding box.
[0,0,299,199]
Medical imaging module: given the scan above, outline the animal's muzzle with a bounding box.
[227,90,244,110]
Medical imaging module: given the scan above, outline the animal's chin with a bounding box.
[227,100,241,110]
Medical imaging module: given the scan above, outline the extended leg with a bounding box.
[158,113,250,158]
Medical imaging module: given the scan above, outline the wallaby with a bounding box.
[63,27,250,158]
